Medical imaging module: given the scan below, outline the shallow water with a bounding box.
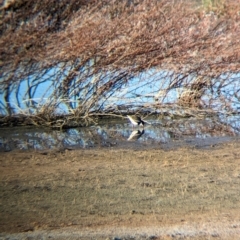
[0,116,239,152]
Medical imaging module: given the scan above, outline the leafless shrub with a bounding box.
[0,0,240,126]
[178,76,210,108]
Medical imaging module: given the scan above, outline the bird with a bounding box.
[126,115,145,128]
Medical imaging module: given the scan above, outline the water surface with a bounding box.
[0,116,239,152]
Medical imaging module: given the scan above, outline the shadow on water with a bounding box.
[1,115,240,152]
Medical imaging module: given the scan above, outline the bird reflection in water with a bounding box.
[127,129,145,141]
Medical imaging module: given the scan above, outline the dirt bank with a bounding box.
[1,142,240,239]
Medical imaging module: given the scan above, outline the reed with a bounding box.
[0,0,239,127]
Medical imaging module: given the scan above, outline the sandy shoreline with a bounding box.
[1,141,240,239]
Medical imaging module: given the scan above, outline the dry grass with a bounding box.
[1,142,240,238]
[1,0,240,124]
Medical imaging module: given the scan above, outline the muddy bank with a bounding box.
[1,141,240,239]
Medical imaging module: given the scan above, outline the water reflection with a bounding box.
[127,130,145,141]
[0,116,239,152]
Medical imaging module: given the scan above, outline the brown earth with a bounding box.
[1,141,240,239]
